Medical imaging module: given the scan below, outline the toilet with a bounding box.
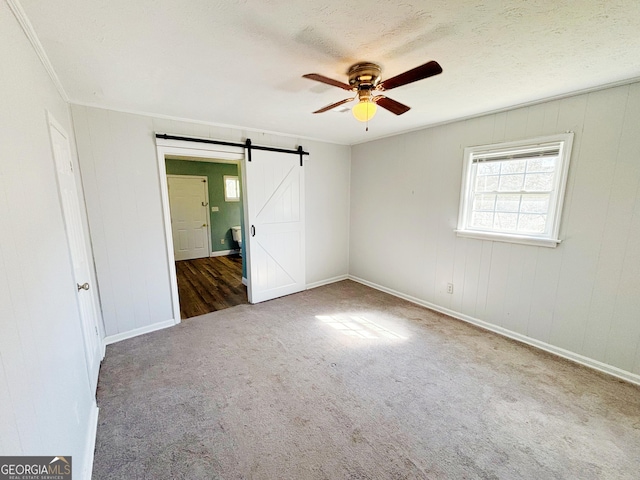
[231,226,242,250]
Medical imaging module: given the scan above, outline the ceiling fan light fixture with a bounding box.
[303,60,442,124]
[352,99,377,122]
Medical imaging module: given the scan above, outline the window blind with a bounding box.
[472,145,560,163]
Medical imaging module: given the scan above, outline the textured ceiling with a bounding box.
[18,0,640,145]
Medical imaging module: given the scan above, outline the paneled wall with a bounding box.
[72,106,351,339]
[0,3,98,477]
[350,82,640,381]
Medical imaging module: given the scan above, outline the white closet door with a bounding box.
[245,150,305,303]
[49,114,103,394]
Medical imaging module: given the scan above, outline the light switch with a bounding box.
[211,206,219,212]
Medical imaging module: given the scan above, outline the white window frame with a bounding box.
[224,175,240,202]
[456,132,574,248]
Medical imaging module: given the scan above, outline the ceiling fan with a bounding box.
[302,60,442,124]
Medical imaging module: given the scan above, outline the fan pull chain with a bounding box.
[366,102,370,132]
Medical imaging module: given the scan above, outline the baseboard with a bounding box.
[348,275,640,386]
[210,249,240,257]
[306,274,349,290]
[242,277,248,286]
[82,401,99,480]
[104,319,175,345]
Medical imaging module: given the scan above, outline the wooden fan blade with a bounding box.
[378,61,442,90]
[303,73,353,91]
[375,96,411,115]
[312,97,355,114]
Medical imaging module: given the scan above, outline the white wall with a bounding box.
[305,140,351,286]
[0,2,98,477]
[350,82,640,382]
[71,106,351,338]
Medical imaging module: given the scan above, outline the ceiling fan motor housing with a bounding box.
[348,63,382,90]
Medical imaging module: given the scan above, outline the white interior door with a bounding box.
[48,113,103,394]
[167,175,210,261]
[245,149,305,303]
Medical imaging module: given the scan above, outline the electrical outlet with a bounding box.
[211,206,219,212]
[221,239,225,244]
[447,283,454,294]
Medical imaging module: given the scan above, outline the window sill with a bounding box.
[455,229,561,248]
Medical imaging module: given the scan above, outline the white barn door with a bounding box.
[48,113,103,394]
[245,149,305,303]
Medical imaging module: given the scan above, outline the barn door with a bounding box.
[244,149,305,303]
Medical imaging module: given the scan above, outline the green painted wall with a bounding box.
[165,160,244,262]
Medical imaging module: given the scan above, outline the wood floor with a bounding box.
[176,255,247,319]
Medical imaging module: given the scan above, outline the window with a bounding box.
[456,133,573,247]
[224,175,240,202]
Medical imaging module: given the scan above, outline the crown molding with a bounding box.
[7,0,69,102]
[350,75,640,146]
[70,101,349,146]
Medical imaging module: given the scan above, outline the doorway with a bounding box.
[165,157,247,318]
[156,135,307,324]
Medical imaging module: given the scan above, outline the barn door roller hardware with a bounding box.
[155,134,308,166]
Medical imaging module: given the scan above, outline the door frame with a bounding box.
[166,174,212,260]
[155,136,247,324]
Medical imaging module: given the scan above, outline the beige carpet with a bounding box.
[93,280,640,479]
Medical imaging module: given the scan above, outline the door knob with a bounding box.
[202,224,207,228]
[77,282,90,291]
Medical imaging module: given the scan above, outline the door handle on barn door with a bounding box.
[77,282,90,291]
[251,225,255,237]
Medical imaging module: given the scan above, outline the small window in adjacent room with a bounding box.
[224,175,240,202]
[456,133,574,247]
